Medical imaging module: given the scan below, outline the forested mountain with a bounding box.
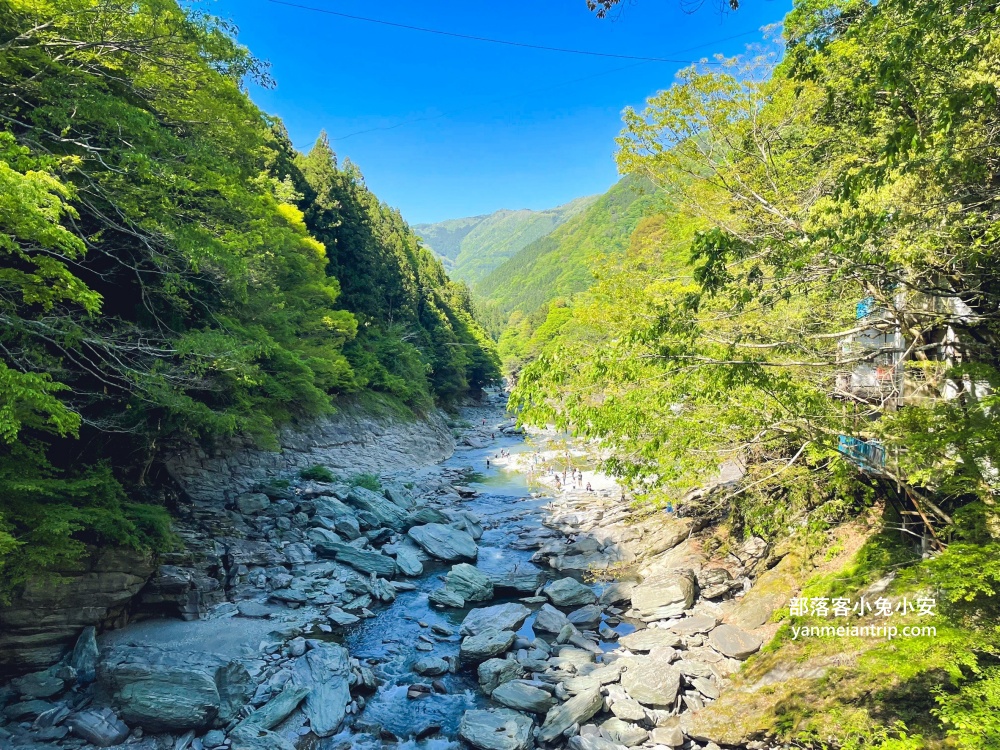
[508,0,1000,745]
[414,196,596,284]
[469,175,664,364]
[0,0,497,597]
[475,175,662,315]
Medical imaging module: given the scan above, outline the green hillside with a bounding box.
[473,175,662,317]
[410,215,484,269]
[414,195,596,284]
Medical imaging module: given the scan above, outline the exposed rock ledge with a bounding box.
[0,404,454,676]
[165,402,455,502]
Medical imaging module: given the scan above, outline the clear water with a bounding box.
[319,408,635,748]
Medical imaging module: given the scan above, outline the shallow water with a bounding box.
[322,413,629,747]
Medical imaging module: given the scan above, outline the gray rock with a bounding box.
[537,685,603,743]
[601,717,648,746]
[708,624,762,660]
[346,486,409,530]
[3,699,54,721]
[543,577,596,607]
[283,543,315,566]
[668,614,718,635]
[461,603,531,636]
[598,581,635,606]
[413,657,449,677]
[236,493,271,515]
[491,681,555,714]
[429,588,466,608]
[651,724,685,747]
[461,629,517,663]
[326,606,360,627]
[229,725,297,750]
[444,563,494,602]
[567,604,603,629]
[445,509,484,540]
[619,656,680,708]
[66,707,129,747]
[203,729,227,748]
[567,736,623,750]
[478,658,523,694]
[532,603,571,634]
[692,677,721,700]
[407,523,478,562]
[675,659,714,679]
[458,708,534,750]
[608,692,646,723]
[334,514,362,540]
[406,506,450,526]
[236,683,310,732]
[292,642,350,737]
[629,570,696,621]
[224,538,286,568]
[383,483,414,509]
[237,601,271,618]
[392,545,424,576]
[486,563,546,594]
[12,671,64,699]
[70,626,99,684]
[333,546,397,578]
[617,628,682,652]
[98,646,252,732]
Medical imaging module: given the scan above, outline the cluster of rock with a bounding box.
[0,461,490,750]
[442,487,775,750]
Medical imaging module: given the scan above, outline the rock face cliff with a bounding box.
[165,404,455,502]
[0,406,455,677]
[0,549,155,675]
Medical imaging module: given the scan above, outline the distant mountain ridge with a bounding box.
[414,195,597,284]
[474,175,662,316]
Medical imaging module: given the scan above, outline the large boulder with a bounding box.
[334,547,397,578]
[537,685,603,743]
[235,493,270,515]
[478,658,523,695]
[491,681,555,714]
[461,603,531,637]
[532,603,570,634]
[97,645,252,732]
[460,629,516,663]
[65,707,130,747]
[708,624,762,660]
[391,545,424,577]
[0,548,154,675]
[345,486,409,530]
[629,569,696,621]
[292,642,350,737]
[407,523,478,562]
[543,578,595,607]
[406,506,450,526]
[487,563,547,594]
[235,683,309,732]
[70,626,99,684]
[443,564,494,603]
[619,654,681,708]
[459,708,534,750]
[617,628,682,652]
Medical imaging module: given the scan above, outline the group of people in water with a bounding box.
[554,466,592,492]
[482,423,592,493]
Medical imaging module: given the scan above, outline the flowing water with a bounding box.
[321,407,633,749]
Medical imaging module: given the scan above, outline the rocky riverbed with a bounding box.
[0,393,785,750]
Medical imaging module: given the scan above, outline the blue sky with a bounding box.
[207,0,792,224]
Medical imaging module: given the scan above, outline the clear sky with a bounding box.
[206,0,792,224]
